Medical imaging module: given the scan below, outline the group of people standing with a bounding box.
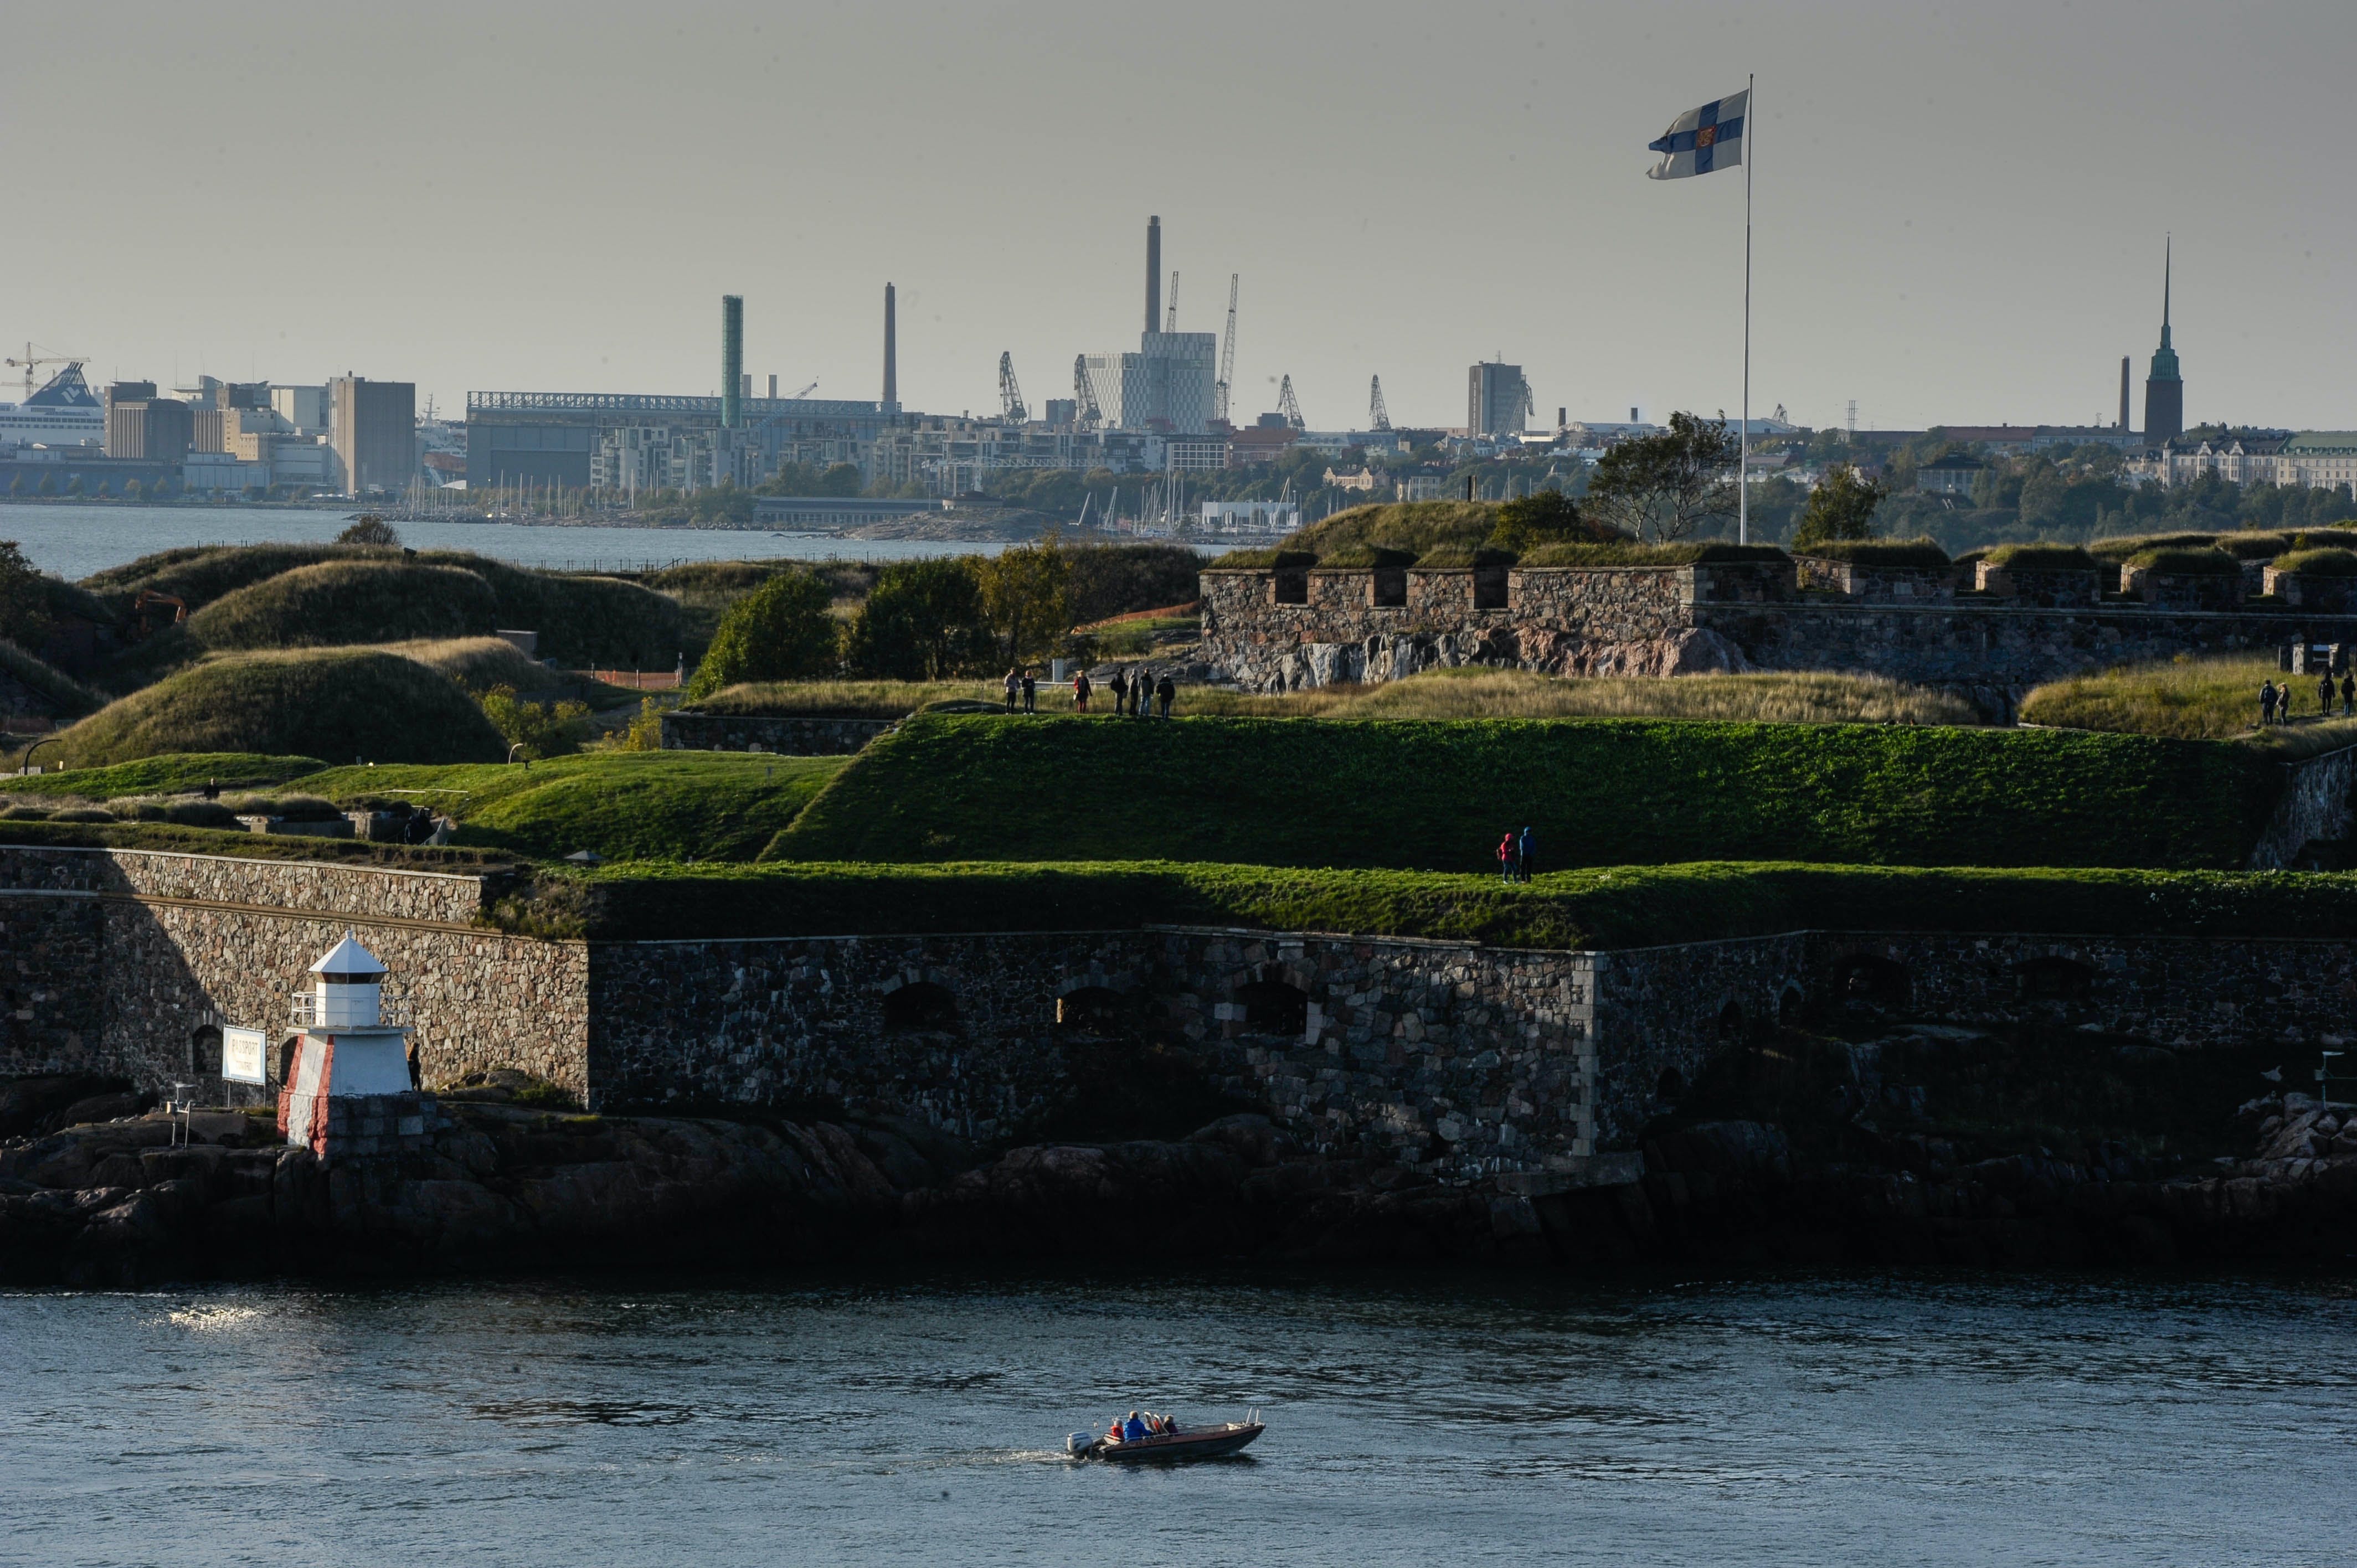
[1496,826,1537,882]
[1006,665,1172,718]
[2258,673,2355,726]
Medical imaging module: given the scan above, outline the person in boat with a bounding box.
[1123,1410,1147,1442]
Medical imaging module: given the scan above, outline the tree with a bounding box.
[976,535,1072,666]
[64,476,84,497]
[337,515,402,547]
[1789,464,1888,551]
[687,569,838,697]
[477,685,594,760]
[1582,412,1740,541]
[123,478,146,501]
[0,540,52,650]
[844,558,992,679]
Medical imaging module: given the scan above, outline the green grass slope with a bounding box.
[504,858,2357,947]
[6,752,325,799]
[54,650,507,767]
[188,561,501,649]
[776,714,2282,873]
[295,752,845,862]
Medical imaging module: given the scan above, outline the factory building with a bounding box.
[103,384,194,465]
[330,375,416,495]
[1079,332,1219,435]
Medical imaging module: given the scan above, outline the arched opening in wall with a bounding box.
[1778,985,1807,1027]
[1056,986,1125,1034]
[1833,955,1910,1012]
[189,1025,222,1076]
[883,981,959,1032]
[1656,1066,1687,1102]
[1473,566,1510,610]
[1372,568,1408,607]
[2014,956,2096,1004]
[1716,1001,1746,1040]
[1273,570,1308,606]
[1232,978,1309,1036]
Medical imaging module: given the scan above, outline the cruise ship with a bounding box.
[0,364,104,451]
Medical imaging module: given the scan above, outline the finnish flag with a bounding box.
[1647,90,1746,179]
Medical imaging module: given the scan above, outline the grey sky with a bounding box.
[6,1,2350,434]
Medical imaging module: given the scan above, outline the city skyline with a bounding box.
[3,1,2353,434]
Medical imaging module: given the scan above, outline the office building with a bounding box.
[1468,360,1531,440]
[330,375,416,494]
[104,384,194,465]
[2144,243,2184,447]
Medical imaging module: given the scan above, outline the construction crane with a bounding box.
[1276,374,1304,432]
[789,378,819,399]
[1165,272,1179,333]
[997,353,1027,422]
[1368,375,1391,432]
[4,343,83,400]
[1072,355,1102,430]
[1214,274,1238,424]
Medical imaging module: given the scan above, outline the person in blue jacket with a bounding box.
[1519,826,1535,882]
[1123,1410,1148,1442]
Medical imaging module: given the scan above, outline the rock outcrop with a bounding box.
[7,1070,2357,1286]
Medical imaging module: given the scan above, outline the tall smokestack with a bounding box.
[2119,356,2131,431]
[721,295,743,429]
[1145,216,1161,336]
[883,282,898,414]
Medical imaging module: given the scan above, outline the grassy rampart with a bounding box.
[295,753,844,862]
[496,858,2357,947]
[774,714,2281,872]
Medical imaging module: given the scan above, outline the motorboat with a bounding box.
[1067,1414,1264,1463]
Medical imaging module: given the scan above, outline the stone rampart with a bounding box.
[2250,746,2357,870]
[1202,563,2357,704]
[660,712,898,755]
[0,848,589,1105]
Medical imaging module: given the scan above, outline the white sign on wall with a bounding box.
[222,1027,270,1086]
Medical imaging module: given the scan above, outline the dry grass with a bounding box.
[1177,668,1980,724]
[694,667,1979,726]
[2022,653,2357,757]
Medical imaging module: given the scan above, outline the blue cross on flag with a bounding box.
[1647,90,1747,179]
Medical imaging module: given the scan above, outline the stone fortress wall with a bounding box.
[8,848,2357,1183]
[1199,559,2357,711]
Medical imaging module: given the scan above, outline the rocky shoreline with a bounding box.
[4,1072,2354,1287]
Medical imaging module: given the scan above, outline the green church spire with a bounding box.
[2150,236,2180,383]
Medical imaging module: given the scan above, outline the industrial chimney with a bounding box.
[2119,356,2131,431]
[1145,216,1161,336]
[883,282,898,415]
[721,295,744,429]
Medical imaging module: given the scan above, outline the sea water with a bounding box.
[1,1268,2350,1566]
[0,503,1009,582]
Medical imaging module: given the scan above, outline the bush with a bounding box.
[2088,532,2221,561]
[1,805,53,820]
[220,793,343,822]
[843,558,993,679]
[187,561,500,649]
[478,685,594,760]
[2271,548,2357,577]
[1487,490,1607,555]
[53,649,508,767]
[336,516,402,547]
[1788,464,1888,551]
[2127,548,2240,576]
[1983,543,2097,570]
[1065,543,1206,624]
[48,807,115,823]
[776,714,2278,873]
[686,570,838,698]
[1793,537,1951,568]
[163,800,240,829]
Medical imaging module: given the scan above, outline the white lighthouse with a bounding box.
[280,930,418,1156]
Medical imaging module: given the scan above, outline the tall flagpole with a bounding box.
[1739,71,1754,545]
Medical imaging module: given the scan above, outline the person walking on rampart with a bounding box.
[1004,667,1020,711]
[1135,670,1151,718]
[1518,826,1536,883]
[2322,673,2337,720]
[2260,680,2278,727]
[1497,831,1518,883]
[1108,668,1128,716]
[1156,673,1175,718]
[1021,670,1037,714]
[1073,669,1092,712]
